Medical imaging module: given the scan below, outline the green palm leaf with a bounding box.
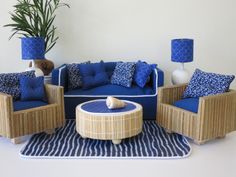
[4,0,69,53]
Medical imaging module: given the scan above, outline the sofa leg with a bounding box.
[45,129,55,135]
[11,137,22,144]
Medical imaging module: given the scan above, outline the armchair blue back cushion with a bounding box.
[0,71,35,100]
[79,61,109,89]
[183,69,235,98]
[20,76,46,101]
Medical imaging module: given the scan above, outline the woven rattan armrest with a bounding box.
[197,90,236,139]
[158,84,188,105]
[0,92,13,136]
[0,92,13,118]
[45,84,64,105]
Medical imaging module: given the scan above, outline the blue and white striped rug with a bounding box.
[20,121,191,159]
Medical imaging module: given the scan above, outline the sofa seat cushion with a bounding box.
[13,100,48,112]
[173,98,199,113]
[65,84,155,96]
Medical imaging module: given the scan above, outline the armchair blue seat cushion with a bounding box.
[13,100,48,112]
[183,69,235,98]
[65,84,154,96]
[79,61,109,90]
[173,98,199,113]
[20,76,45,101]
[0,71,35,100]
[134,61,157,88]
[111,62,136,87]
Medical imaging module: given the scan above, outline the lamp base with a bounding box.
[25,67,44,77]
[171,63,190,85]
[25,60,44,77]
[29,59,54,76]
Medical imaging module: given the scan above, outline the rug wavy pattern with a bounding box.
[20,121,191,159]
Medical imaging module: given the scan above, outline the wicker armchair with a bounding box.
[0,84,65,144]
[157,84,236,144]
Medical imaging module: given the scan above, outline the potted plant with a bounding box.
[4,0,70,75]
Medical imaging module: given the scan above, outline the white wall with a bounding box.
[0,0,236,88]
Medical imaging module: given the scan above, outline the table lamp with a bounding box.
[171,38,194,84]
[21,37,45,76]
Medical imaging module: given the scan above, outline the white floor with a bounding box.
[0,132,236,177]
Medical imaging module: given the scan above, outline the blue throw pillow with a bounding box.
[111,62,136,88]
[79,61,109,89]
[20,76,45,101]
[67,61,90,90]
[0,71,35,100]
[134,61,157,88]
[183,69,235,98]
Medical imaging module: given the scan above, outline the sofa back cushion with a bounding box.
[111,62,136,88]
[67,61,90,90]
[0,71,35,100]
[134,61,157,88]
[104,62,117,79]
[79,61,109,89]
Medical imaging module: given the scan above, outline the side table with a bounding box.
[76,99,143,144]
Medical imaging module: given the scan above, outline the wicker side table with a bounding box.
[76,99,143,144]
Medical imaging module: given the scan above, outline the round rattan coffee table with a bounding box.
[76,99,143,144]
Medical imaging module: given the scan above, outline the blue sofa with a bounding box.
[52,62,164,120]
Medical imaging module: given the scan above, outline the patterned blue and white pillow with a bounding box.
[111,62,136,88]
[0,71,35,100]
[67,61,90,90]
[183,69,235,98]
[134,61,157,88]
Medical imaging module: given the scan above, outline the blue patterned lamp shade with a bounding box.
[171,39,194,63]
[21,37,45,60]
